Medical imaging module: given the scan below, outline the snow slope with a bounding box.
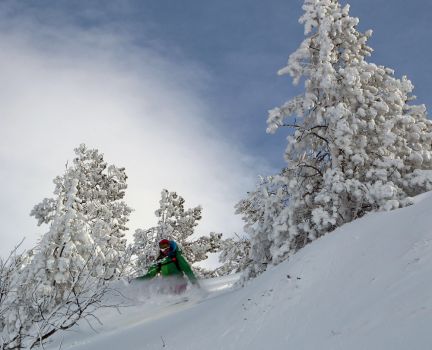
[49,192,432,350]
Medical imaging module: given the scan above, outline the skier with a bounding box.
[137,239,199,294]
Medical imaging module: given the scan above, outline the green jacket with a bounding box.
[138,248,198,285]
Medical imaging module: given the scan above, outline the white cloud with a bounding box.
[0,8,266,257]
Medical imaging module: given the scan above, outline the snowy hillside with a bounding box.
[48,192,432,350]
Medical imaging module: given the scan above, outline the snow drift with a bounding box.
[49,192,432,350]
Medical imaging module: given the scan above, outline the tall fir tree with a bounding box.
[240,0,432,277]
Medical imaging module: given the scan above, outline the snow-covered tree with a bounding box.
[240,0,432,275]
[27,174,101,304]
[1,246,111,349]
[30,198,56,226]
[182,232,223,267]
[0,241,29,331]
[132,227,159,275]
[215,235,251,276]
[1,145,131,348]
[235,174,290,278]
[132,189,202,273]
[0,245,35,349]
[132,189,225,276]
[154,189,202,243]
[31,144,132,280]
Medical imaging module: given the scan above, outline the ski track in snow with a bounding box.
[47,192,432,350]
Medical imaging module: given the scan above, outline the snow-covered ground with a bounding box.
[48,192,432,350]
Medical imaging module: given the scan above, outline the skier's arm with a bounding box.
[136,263,160,280]
[177,255,198,285]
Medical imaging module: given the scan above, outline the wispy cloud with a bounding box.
[0,3,266,256]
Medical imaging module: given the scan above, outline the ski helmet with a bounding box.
[159,239,170,250]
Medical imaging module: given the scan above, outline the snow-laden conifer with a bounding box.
[235,175,289,278]
[154,189,202,245]
[132,189,224,276]
[1,145,131,348]
[215,235,251,276]
[2,179,104,348]
[31,144,132,280]
[28,175,99,302]
[240,0,432,276]
[132,227,159,275]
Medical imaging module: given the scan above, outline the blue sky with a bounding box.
[83,0,432,167]
[0,0,431,256]
[50,0,431,167]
